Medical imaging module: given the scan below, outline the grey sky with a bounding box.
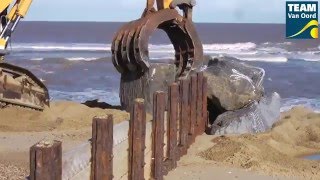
[25,0,289,23]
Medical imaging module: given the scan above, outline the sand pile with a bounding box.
[0,101,130,132]
[200,106,320,179]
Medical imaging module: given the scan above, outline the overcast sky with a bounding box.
[24,0,296,23]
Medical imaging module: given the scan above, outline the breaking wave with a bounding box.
[10,43,111,52]
[7,42,320,63]
[234,56,288,63]
[203,42,257,52]
[26,57,104,62]
[66,57,100,61]
[281,98,320,113]
[50,89,120,105]
[30,57,44,61]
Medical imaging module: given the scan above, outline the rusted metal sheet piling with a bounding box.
[202,76,208,133]
[189,75,197,143]
[28,72,209,180]
[129,99,147,180]
[151,91,166,180]
[164,83,179,172]
[179,78,190,156]
[91,115,114,180]
[30,140,62,180]
[196,72,204,135]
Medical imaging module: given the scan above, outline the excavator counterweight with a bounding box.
[0,0,50,110]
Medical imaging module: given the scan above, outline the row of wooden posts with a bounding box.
[29,72,208,180]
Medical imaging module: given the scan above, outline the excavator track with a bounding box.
[0,62,49,111]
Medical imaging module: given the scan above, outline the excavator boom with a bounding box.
[157,0,173,10]
[0,0,50,110]
[1,0,33,49]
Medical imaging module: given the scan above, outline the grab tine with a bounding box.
[112,0,203,77]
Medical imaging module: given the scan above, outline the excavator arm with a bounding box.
[0,0,11,14]
[157,0,196,11]
[156,0,173,10]
[0,0,33,52]
[0,0,49,110]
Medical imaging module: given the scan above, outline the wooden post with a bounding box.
[91,115,113,180]
[202,76,208,133]
[151,91,166,180]
[179,78,190,156]
[189,75,197,143]
[196,72,204,135]
[30,140,62,180]
[164,83,179,173]
[128,99,146,180]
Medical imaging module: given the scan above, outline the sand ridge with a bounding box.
[0,101,130,132]
[199,106,320,179]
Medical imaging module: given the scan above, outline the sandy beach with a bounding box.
[167,106,320,180]
[0,101,129,179]
[0,103,319,180]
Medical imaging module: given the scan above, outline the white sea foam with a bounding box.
[42,70,55,74]
[67,57,100,61]
[203,42,257,52]
[236,56,288,63]
[281,98,320,113]
[149,44,174,52]
[148,42,314,63]
[29,57,103,62]
[150,57,175,60]
[11,42,320,63]
[30,57,44,61]
[292,51,320,62]
[262,42,293,46]
[12,43,111,52]
[149,42,292,63]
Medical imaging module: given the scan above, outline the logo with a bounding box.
[286,1,318,39]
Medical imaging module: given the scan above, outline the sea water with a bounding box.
[304,154,320,160]
[4,22,320,111]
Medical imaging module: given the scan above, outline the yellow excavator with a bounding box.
[0,0,49,110]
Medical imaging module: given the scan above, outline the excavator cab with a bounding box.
[0,0,49,110]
